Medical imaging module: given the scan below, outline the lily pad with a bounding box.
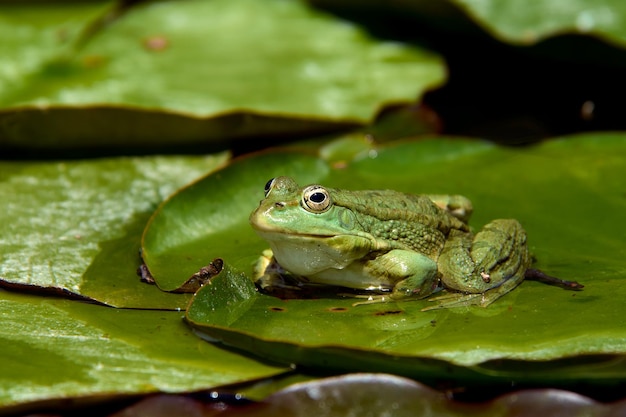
[0,153,228,309]
[314,0,626,48]
[0,0,445,150]
[143,133,626,383]
[453,0,626,46]
[0,290,287,411]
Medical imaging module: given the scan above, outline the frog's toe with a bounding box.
[349,294,391,306]
[421,291,488,311]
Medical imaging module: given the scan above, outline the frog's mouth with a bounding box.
[253,227,335,240]
[253,226,375,257]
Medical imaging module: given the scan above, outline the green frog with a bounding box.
[249,177,582,308]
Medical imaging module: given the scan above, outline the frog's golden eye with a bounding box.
[302,185,331,212]
[264,178,276,197]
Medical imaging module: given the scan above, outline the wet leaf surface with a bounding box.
[0,0,444,150]
[453,0,626,46]
[314,0,626,47]
[0,154,228,308]
[137,134,626,382]
[2,1,625,414]
[0,290,287,412]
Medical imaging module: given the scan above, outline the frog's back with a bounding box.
[331,188,469,257]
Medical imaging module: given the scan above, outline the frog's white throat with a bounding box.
[256,231,362,277]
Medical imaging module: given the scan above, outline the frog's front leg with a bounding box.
[253,249,305,292]
[363,249,441,301]
[435,219,531,308]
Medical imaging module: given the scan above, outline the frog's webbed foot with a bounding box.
[347,293,392,306]
[254,249,304,293]
[255,273,307,299]
[422,292,487,311]
[421,278,515,310]
[347,281,445,308]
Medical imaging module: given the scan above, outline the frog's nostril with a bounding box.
[274,202,285,209]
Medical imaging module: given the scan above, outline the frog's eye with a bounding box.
[263,178,276,197]
[302,185,331,212]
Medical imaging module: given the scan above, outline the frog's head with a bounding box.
[249,177,372,275]
[249,176,359,238]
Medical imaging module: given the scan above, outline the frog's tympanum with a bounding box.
[250,177,581,308]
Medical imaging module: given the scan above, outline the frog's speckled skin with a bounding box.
[250,177,531,308]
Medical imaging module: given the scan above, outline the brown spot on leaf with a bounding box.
[82,55,105,68]
[327,307,349,312]
[144,35,169,51]
[374,310,403,316]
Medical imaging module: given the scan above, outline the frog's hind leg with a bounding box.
[435,219,531,308]
[423,272,523,310]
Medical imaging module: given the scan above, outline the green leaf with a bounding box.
[0,0,445,149]
[0,2,113,70]
[0,153,228,309]
[315,0,626,47]
[164,133,626,383]
[453,0,626,46]
[0,290,287,409]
